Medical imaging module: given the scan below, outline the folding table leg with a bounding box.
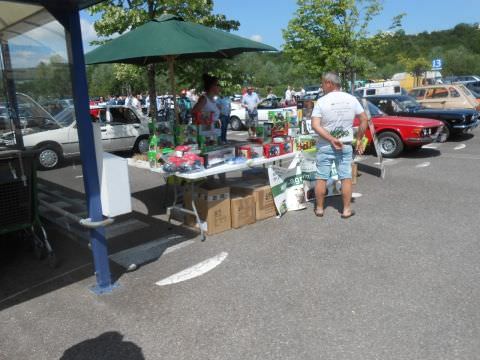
[190,182,205,241]
[167,177,178,223]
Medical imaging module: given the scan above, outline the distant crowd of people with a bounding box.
[90,84,305,143]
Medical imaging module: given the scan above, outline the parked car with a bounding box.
[367,94,480,141]
[461,80,480,94]
[355,81,403,97]
[352,101,444,158]
[229,97,297,131]
[1,104,150,170]
[304,85,322,97]
[303,100,444,158]
[443,75,480,83]
[409,84,480,111]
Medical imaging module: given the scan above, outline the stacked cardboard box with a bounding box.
[229,180,277,221]
[230,193,256,229]
[184,184,231,235]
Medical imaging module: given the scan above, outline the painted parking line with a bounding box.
[352,192,363,199]
[415,162,431,168]
[423,144,439,149]
[156,252,228,286]
[163,240,195,255]
[454,144,466,150]
[375,159,396,166]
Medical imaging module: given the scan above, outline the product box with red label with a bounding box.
[263,143,282,158]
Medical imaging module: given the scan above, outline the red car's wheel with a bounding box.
[377,131,404,158]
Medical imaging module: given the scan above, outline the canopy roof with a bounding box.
[0,0,102,37]
[85,14,277,65]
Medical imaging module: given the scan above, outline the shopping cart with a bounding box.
[0,149,57,268]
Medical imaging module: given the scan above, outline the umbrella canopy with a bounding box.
[85,14,276,65]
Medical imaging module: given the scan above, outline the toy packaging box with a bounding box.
[201,147,236,168]
[263,143,282,158]
[175,124,198,146]
[268,111,289,137]
[237,145,252,159]
[250,145,264,159]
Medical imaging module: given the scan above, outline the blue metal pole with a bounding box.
[61,8,114,294]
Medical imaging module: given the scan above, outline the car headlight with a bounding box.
[420,128,432,137]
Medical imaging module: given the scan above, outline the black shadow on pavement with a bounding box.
[59,331,145,360]
[0,178,198,311]
[447,133,475,142]
[357,163,384,178]
[401,148,441,159]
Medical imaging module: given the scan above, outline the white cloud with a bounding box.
[80,18,99,52]
[250,34,263,43]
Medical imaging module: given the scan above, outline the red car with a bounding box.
[354,101,444,158]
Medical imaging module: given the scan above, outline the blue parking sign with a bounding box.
[432,59,442,70]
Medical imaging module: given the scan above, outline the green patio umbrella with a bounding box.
[85,14,277,118]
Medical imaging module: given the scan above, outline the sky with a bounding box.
[210,0,480,49]
[77,0,480,51]
[7,0,480,68]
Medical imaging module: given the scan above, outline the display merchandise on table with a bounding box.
[143,105,362,240]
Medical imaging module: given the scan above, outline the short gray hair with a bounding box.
[322,72,341,87]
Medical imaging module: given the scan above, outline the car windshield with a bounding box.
[54,106,76,127]
[458,84,475,98]
[368,102,384,116]
[397,96,421,109]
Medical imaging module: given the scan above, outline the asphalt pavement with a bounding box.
[1,129,480,359]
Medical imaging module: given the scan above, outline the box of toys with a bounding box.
[175,124,198,146]
[263,143,282,158]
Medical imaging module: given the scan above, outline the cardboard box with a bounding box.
[184,184,231,235]
[231,183,277,220]
[230,194,256,229]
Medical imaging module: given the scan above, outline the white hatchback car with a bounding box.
[10,104,150,170]
[229,97,297,131]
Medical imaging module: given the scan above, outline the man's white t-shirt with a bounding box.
[311,91,364,146]
[285,89,292,102]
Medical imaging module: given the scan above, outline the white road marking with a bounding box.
[163,240,195,255]
[423,144,439,149]
[415,162,431,168]
[75,175,83,179]
[454,144,466,150]
[352,192,363,198]
[156,252,228,286]
[375,159,395,165]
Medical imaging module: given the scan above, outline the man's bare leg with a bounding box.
[315,179,327,215]
[341,178,353,216]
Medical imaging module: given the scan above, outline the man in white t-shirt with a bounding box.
[285,86,292,104]
[242,87,260,137]
[311,72,368,219]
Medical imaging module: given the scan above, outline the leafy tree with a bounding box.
[89,0,239,117]
[283,0,382,91]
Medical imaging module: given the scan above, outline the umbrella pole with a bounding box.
[167,56,178,126]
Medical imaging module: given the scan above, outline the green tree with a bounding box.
[89,0,239,117]
[442,46,480,76]
[283,0,382,91]
[397,54,430,86]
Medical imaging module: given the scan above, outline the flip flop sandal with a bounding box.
[314,207,324,217]
[341,210,356,219]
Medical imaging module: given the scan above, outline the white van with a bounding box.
[355,81,402,97]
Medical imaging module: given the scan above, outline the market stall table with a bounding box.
[151,152,298,240]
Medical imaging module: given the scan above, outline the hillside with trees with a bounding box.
[367,23,480,78]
